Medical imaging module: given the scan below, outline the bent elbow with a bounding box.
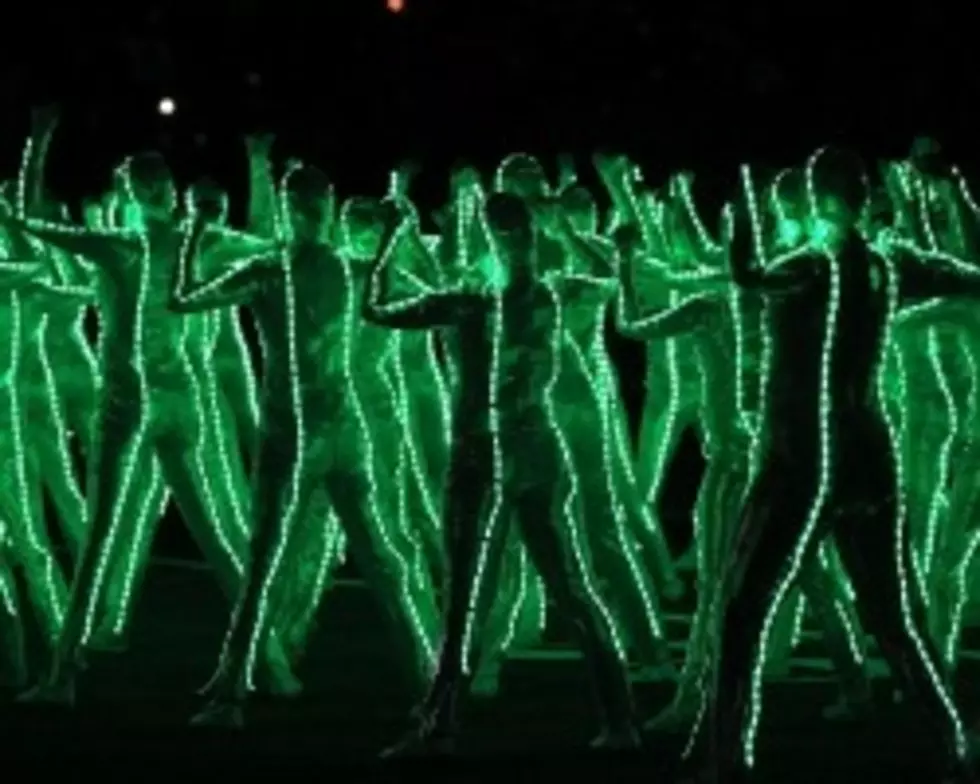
[168,294,199,314]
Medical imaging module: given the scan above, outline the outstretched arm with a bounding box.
[21,278,95,306]
[551,218,617,278]
[364,216,482,330]
[197,225,281,271]
[616,286,722,342]
[3,214,137,262]
[894,298,979,333]
[245,134,277,238]
[894,239,980,302]
[0,259,48,292]
[170,218,280,313]
[544,269,618,305]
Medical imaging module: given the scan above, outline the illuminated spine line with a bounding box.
[242,233,306,686]
[378,341,430,595]
[742,250,837,767]
[878,252,966,759]
[111,461,166,634]
[9,141,65,631]
[341,254,435,667]
[454,206,507,673]
[83,226,152,643]
[946,333,980,667]
[227,310,262,430]
[8,292,64,629]
[542,284,625,660]
[391,335,445,574]
[922,329,957,588]
[570,326,662,646]
[201,311,253,547]
[36,314,87,541]
[459,289,505,674]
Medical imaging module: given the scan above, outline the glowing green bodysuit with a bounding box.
[174,164,439,726]
[12,152,293,703]
[369,192,635,754]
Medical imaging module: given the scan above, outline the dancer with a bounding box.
[595,153,687,598]
[9,150,295,703]
[371,192,636,754]
[700,150,975,783]
[173,162,439,726]
[548,185,672,676]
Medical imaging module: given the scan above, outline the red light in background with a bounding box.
[387,0,404,12]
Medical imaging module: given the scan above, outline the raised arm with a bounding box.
[594,153,645,234]
[245,134,277,238]
[363,212,482,330]
[19,106,59,217]
[728,165,823,295]
[550,216,617,278]
[170,216,281,313]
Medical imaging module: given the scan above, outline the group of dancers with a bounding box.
[1,106,980,780]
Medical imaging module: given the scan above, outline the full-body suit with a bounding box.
[175,166,439,726]
[703,159,971,783]
[372,193,635,753]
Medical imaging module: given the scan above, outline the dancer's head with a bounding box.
[859,186,893,242]
[496,153,549,200]
[118,152,177,220]
[82,198,105,230]
[282,164,334,243]
[485,192,535,279]
[339,197,386,260]
[559,185,598,235]
[186,178,229,225]
[768,167,809,249]
[806,146,868,231]
[0,180,15,215]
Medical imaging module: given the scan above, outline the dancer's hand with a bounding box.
[245,132,275,155]
[31,104,60,135]
[388,161,419,203]
[594,152,639,190]
[557,153,577,189]
[450,165,482,195]
[528,196,564,238]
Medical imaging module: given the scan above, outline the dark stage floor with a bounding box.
[2,559,977,782]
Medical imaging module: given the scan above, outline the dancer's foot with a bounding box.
[197,659,241,700]
[0,668,28,696]
[676,546,697,572]
[255,657,303,699]
[630,660,677,683]
[471,662,501,697]
[821,692,873,721]
[190,699,244,728]
[591,725,640,750]
[18,675,76,707]
[85,627,129,654]
[643,700,699,733]
[380,727,455,758]
[662,576,685,601]
[631,635,676,683]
